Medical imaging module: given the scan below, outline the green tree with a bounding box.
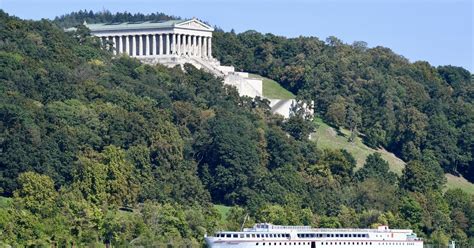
[355,153,397,184]
[13,172,58,218]
[400,156,445,193]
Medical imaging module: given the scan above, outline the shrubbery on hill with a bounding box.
[0,10,472,246]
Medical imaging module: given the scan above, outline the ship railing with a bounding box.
[311,228,413,233]
[270,226,312,230]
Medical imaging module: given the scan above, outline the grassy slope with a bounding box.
[311,117,474,194]
[445,174,474,194]
[248,74,295,99]
[312,117,405,174]
[215,204,231,223]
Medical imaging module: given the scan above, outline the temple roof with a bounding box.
[80,18,213,32]
[85,20,184,31]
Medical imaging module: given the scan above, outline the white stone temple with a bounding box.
[80,18,311,118]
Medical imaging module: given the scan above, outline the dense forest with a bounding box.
[0,10,473,247]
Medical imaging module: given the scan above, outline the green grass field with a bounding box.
[215,204,231,222]
[311,117,474,194]
[312,117,405,174]
[445,174,474,194]
[248,74,295,99]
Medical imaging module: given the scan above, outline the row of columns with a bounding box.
[101,33,212,58]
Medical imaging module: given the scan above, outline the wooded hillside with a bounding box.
[0,10,472,247]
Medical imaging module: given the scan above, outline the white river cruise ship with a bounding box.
[205,223,423,248]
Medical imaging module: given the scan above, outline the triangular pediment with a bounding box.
[176,19,214,31]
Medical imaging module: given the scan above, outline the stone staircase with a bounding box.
[138,55,311,118]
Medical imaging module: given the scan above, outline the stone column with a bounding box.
[145,35,149,56]
[104,37,109,52]
[186,35,190,55]
[177,34,181,56]
[197,36,202,57]
[125,36,130,55]
[191,35,195,56]
[118,36,123,54]
[208,37,212,58]
[139,35,143,56]
[170,34,175,55]
[132,35,136,56]
[151,34,156,56]
[158,34,163,55]
[165,33,170,55]
[183,35,187,55]
[202,37,207,58]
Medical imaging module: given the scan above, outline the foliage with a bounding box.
[211,24,474,183]
[0,10,472,246]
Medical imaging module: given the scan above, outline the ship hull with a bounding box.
[205,238,423,248]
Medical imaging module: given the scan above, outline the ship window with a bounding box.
[246,234,250,238]
[256,243,259,245]
[257,234,260,238]
[240,234,244,238]
[233,234,238,238]
[226,234,231,238]
[252,234,255,238]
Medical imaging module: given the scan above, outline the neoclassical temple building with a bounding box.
[79,18,311,118]
[87,19,213,59]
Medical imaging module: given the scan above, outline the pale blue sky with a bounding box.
[1,0,473,71]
